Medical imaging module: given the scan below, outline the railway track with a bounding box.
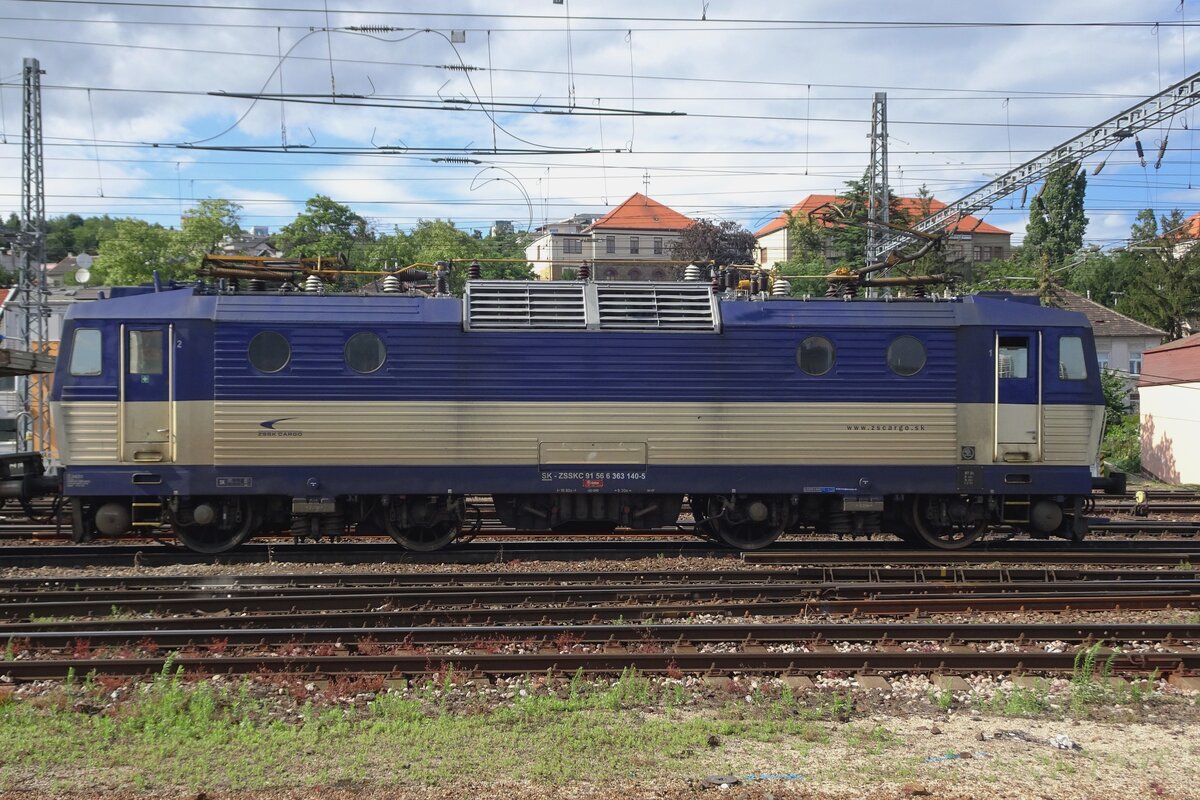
[2,540,1200,569]
[3,566,1198,683]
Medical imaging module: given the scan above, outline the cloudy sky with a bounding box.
[1,0,1198,247]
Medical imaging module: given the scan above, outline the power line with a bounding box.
[0,33,1171,98]
[17,1,1200,29]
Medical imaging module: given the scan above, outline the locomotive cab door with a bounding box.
[993,331,1043,463]
[120,324,174,463]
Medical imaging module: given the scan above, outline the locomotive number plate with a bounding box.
[216,476,254,488]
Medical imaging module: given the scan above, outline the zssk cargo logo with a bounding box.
[258,418,303,437]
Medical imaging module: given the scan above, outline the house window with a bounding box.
[1129,352,1143,376]
[759,248,768,265]
[972,246,983,261]
[606,236,616,254]
[1096,351,1110,370]
[630,237,640,254]
[563,238,582,254]
[653,237,663,255]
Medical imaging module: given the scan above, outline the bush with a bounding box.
[1103,414,1141,473]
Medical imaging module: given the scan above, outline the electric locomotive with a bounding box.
[50,279,1122,553]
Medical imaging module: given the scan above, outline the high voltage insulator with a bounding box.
[1135,136,1147,167]
[1156,135,1169,170]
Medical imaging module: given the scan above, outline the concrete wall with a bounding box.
[1140,381,1200,484]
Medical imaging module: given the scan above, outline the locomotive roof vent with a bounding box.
[464,280,720,333]
[594,282,719,332]
[464,281,588,330]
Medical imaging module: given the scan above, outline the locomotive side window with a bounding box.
[128,330,163,375]
[247,331,291,373]
[886,335,926,376]
[796,336,835,376]
[68,328,102,376]
[345,332,386,374]
[1058,336,1088,380]
[997,337,1028,379]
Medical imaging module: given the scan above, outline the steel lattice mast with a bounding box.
[18,57,49,454]
[866,92,889,266]
[874,66,1200,262]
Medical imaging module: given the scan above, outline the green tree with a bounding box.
[670,218,755,266]
[823,171,909,265]
[277,195,371,266]
[92,218,178,285]
[1119,208,1200,340]
[1023,163,1088,304]
[174,199,242,271]
[1100,368,1129,429]
[1063,246,1137,307]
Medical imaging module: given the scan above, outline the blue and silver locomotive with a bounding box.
[50,279,1119,552]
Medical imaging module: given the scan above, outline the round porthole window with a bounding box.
[796,335,835,376]
[887,335,927,376]
[247,331,290,373]
[345,331,387,374]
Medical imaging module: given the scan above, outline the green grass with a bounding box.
[0,667,839,793]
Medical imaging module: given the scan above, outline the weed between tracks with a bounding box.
[0,664,841,793]
[0,659,1196,795]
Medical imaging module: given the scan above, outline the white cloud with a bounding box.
[0,0,1196,247]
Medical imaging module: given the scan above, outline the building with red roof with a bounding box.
[753,194,1012,269]
[525,194,695,281]
[1139,334,1200,484]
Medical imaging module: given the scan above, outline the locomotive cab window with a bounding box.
[997,336,1028,379]
[345,332,386,374]
[248,331,291,373]
[1058,336,1088,380]
[886,335,926,376]
[128,330,163,375]
[68,328,102,376]
[796,336,835,376]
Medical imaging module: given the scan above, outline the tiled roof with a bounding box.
[1183,211,1200,238]
[1141,333,1200,387]
[588,194,694,231]
[1145,333,1200,355]
[1045,290,1166,339]
[754,194,1011,238]
[46,255,78,276]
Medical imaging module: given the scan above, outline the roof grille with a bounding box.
[595,282,718,331]
[464,282,587,330]
[463,281,719,332]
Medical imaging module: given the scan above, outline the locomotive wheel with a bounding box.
[379,496,464,551]
[693,495,785,550]
[385,520,459,552]
[910,496,986,550]
[172,499,260,554]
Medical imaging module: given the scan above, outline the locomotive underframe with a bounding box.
[68,488,1088,553]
